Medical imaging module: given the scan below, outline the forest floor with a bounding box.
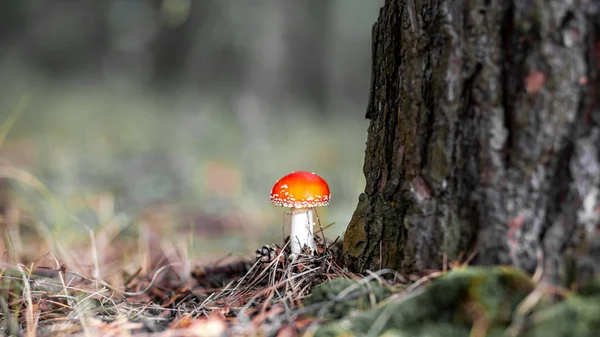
[0,234,378,337]
[3,190,600,337]
[5,231,599,337]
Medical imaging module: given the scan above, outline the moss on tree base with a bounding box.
[302,266,600,337]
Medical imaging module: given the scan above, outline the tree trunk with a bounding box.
[343,0,600,286]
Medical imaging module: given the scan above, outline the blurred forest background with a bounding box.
[0,1,382,263]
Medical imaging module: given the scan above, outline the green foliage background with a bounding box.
[0,1,382,261]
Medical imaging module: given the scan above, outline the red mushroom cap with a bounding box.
[270,171,330,208]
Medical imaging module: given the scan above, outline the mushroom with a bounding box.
[270,171,330,255]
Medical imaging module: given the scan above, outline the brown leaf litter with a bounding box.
[0,235,361,336]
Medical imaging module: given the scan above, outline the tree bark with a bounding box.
[343,0,600,286]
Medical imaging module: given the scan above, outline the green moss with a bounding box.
[514,1,542,37]
[343,194,370,260]
[441,214,465,262]
[310,270,600,337]
[302,277,394,320]
[368,324,508,337]
[400,216,417,270]
[425,125,450,184]
[579,275,600,296]
[521,295,600,337]
[313,266,533,337]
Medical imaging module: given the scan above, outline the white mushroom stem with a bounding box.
[288,207,316,255]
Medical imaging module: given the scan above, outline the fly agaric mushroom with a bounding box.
[270,171,330,255]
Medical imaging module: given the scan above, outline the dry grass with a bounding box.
[0,102,376,337]
[0,156,462,337]
[1,215,491,337]
[0,228,360,336]
[2,190,568,337]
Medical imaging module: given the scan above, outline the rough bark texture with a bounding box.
[343,0,600,286]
